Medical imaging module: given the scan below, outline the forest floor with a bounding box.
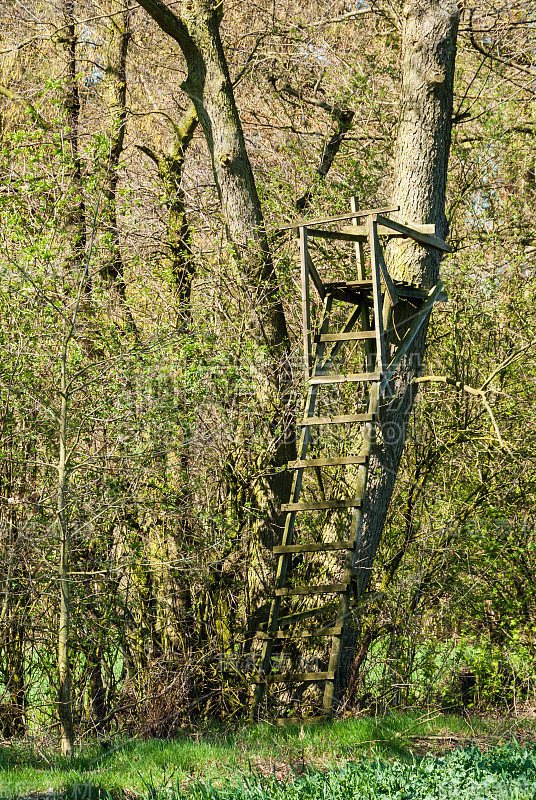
[1,711,536,799]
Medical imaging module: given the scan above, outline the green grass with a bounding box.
[151,745,536,800]
[0,712,535,798]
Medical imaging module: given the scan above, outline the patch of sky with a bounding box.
[79,24,104,87]
[299,43,328,65]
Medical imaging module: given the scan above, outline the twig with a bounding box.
[0,85,50,129]
[414,375,512,454]
[480,340,535,390]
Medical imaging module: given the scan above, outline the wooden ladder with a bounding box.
[250,204,448,721]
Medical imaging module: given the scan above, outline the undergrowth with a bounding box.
[0,712,535,798]
[147,744,536,800]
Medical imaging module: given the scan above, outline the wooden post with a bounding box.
[300,226,312,380]
[368,215,387,373]
[350,198,375,371]
[350,197,366,281]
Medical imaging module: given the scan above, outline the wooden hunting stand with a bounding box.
[250,201,450,722]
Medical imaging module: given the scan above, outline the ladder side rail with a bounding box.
[307,267,383,716]
[350,196,363,279]
[322,380,381,716]
[251,294,333,718]
[350,198,375,371]
[322,503,367,715]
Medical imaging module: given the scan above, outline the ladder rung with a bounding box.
[298,413,374,426]
[258,626,343,640]
[288,455,368,469]
[260,603,338,629]
[328,288,372,306]
[275,582,349,597]
[274,540,354,554]
[251,671,335,684]
[309,372,380,385]
[282,498,362,512]
[325,280,373,290]
[318,331,376,342]
[397,284,448,303]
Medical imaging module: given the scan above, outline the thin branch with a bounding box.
[308,8,373,27]
[480,340,535,390]
[414,375,512,454]
[232,32,270,88]
[0,240,67,321]
[273,79,351,120]
[0,6,133,55]
[270,78,354,210]
[135,142,160,166]
[0,84,51,129]
[468,10,536,81]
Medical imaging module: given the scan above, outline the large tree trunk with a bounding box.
[136,101,199,307]
[101,0,138,332]
[134,0,294,635]
[60,0,87,289]
[142,2,267,265]
[134,0,288,354]
[339,0,460,697]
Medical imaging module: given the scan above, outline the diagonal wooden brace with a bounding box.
[379,280,443,396]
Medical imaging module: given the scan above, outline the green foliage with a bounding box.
[2,0,536,738]
[2,716,536,799]
[162,746,536,800]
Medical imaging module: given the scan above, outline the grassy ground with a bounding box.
[0,712,535,799]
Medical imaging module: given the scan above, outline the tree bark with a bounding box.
[59,0,87,291]
[137,102,199,307]
[101,0,138,332]
[134,1,261,243]
[339,0,460,698]
[134,0,295,635]
[133,0,289,356]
